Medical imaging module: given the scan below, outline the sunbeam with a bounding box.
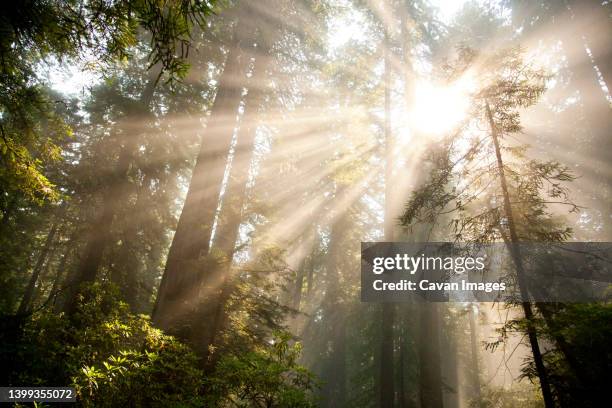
[2,1,611,407]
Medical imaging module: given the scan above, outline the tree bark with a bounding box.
[193,36,276,359]
[154,14,278,361]
[152,25,251,330]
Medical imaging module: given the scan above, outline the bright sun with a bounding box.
[409,76,474,135]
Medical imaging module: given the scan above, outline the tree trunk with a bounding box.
[569,0,612,91]
[152,26,251,330]
[17,222,57,315]
[49,247,70,310]
[442,311,459,408]
[468,306,482,402]
[380,0,395,404]
[155,16,277,361]
[419,302,444,408]
[321,216,348,407]
[192,31,276,360]
[486,102,555,408]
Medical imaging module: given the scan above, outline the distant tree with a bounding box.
[400,46,578,408]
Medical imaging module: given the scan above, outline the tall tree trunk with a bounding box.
[17,222,57,314]
[380,0,395,405]
[442,311,459,408]
[486,102,555,408]
[321,215,348,408]
[155,14,277,362]
[192,27,277,361]
[419,302,444,408]
[569,0,612,91]
[396,4,417,406]
[152,25,251,330]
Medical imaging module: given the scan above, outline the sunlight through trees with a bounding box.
[1,1,611,407]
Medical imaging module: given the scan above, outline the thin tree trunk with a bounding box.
[30,242,56,308]
[442,313,459,408]
[398,6,417,406]
[468,306,482,402]
[569,0,612,91]
[49,247,70,310]
[17,223,58,315]
[486,101,555,408]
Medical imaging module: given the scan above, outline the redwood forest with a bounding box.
[0,1,611,407]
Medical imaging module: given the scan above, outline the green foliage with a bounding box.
[74,340,203,408]
[0,0,217,203]
[216,246,298,354]
[0,85,70,205]
[1,283,204,406]
[401,47,577,244]
[205,331,318,408]
[531,303,612,406]
[0,0,217,82]
[2,280,319,407]
[471,383,543,408]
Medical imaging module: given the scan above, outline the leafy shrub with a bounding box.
[470,383,543,408]
[72,317,204,407]
[2,283,204,407]
[205,331,318,407]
